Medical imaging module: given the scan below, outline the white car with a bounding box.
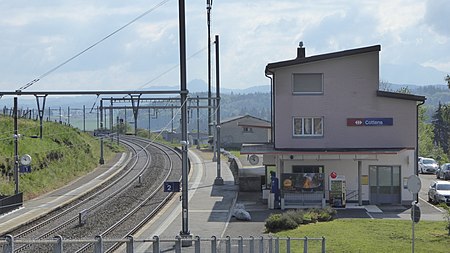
[428,181,450,205]
[418,157,438,174]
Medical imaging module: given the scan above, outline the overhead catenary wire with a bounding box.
[17,0,173,91]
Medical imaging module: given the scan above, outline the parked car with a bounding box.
[418,157,438,174]
[436,163,450,180]
[428,181,450,204]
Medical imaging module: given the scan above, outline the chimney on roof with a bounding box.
[297,41,305,58]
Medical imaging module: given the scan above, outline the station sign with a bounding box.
[19,165,32,173]
[164,181,181,192]
[347,118,393,126]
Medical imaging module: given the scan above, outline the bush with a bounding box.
[265,207,337,232]
[265,214,298,232]
[285,210,304,224]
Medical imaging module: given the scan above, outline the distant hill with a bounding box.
[142,79,270,94]
[2,80,449,129]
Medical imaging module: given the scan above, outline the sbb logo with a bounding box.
[355,120,363,125]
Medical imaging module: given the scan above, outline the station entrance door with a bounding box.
[369,166,401,204]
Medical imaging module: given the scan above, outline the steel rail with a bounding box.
[74,136,181,253]
[105,138,183,253]
[12,138,149,252]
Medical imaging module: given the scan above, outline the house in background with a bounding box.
[220,115,271,149]
[242,44,426,209]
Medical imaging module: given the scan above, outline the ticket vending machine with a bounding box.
[329,174,346,208]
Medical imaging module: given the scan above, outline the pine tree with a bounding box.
[432,102,449,153]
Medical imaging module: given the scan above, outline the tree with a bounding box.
[446,74,450,89]
[419,106,447,162]
[432,102,450,154]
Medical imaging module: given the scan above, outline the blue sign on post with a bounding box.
[164,181,180,192]
[19,165,32,173]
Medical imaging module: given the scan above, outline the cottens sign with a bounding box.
[347,118,393,126]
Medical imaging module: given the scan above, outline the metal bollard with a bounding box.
[225,236,231,253]
[211,236,217,253]
[94,235,103,253]
[4,234,14,253]
[303,236,308,253]
[259,236,264,253]
[54,235,63,253]
[275,237,279,253]
[238,236,243,253]
[269,236,273,253]
[249,236,255,253]
[153,236,160,253]
[195,236,201,253]
[322,236,326,253]
[287,237,291,253]
[175,235,182,253]
[126,236,134,253]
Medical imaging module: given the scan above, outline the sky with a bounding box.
[0,0,449,92]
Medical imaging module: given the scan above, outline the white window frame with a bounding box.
[292,73,324,94]
[293,117,323,137]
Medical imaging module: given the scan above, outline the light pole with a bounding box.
[99,100,104,165]
[178,0,192,245]
[214,35,223,185]
[206,0,213,144]
[13,97,19,194]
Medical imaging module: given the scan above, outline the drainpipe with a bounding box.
[415,100,425,203]
[415,100,425,176]
[265,70,274,144]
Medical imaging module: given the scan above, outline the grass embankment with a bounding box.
[0,115,122,200]
[274,219,448,252]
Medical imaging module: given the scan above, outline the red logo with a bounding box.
[330,171,337,179]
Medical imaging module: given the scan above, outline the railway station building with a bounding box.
[241,44,426,209]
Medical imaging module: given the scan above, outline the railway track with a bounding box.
[1,135,182,253]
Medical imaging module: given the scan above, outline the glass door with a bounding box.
[369,166,401,204]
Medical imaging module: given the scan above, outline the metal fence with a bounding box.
[1,234,326,253]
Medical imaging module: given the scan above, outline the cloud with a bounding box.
[424,0,450,37]
[0,0,448,91]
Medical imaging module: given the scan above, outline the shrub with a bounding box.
[265,214,298,232]
[285,209,304,224]
[264,207,337,232]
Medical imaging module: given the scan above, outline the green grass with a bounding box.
[274,219,449,253]
[0,116,122,200]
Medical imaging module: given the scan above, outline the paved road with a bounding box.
[417,173,448,220]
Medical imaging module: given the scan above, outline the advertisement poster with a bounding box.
[281,173,325,192]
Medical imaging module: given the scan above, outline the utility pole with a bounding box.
[99,100,104,165]
[206,0,213,144]
[197,96,200,149]
[178,0,192,245]
[83,105,86,132]
[67,106,70,125]
[13,97,19,194]
[214,35,223,185]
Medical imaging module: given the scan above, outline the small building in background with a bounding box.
[220,115,271,149]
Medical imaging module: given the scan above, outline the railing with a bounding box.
[346,189,359,202]
[1,234,326,253]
